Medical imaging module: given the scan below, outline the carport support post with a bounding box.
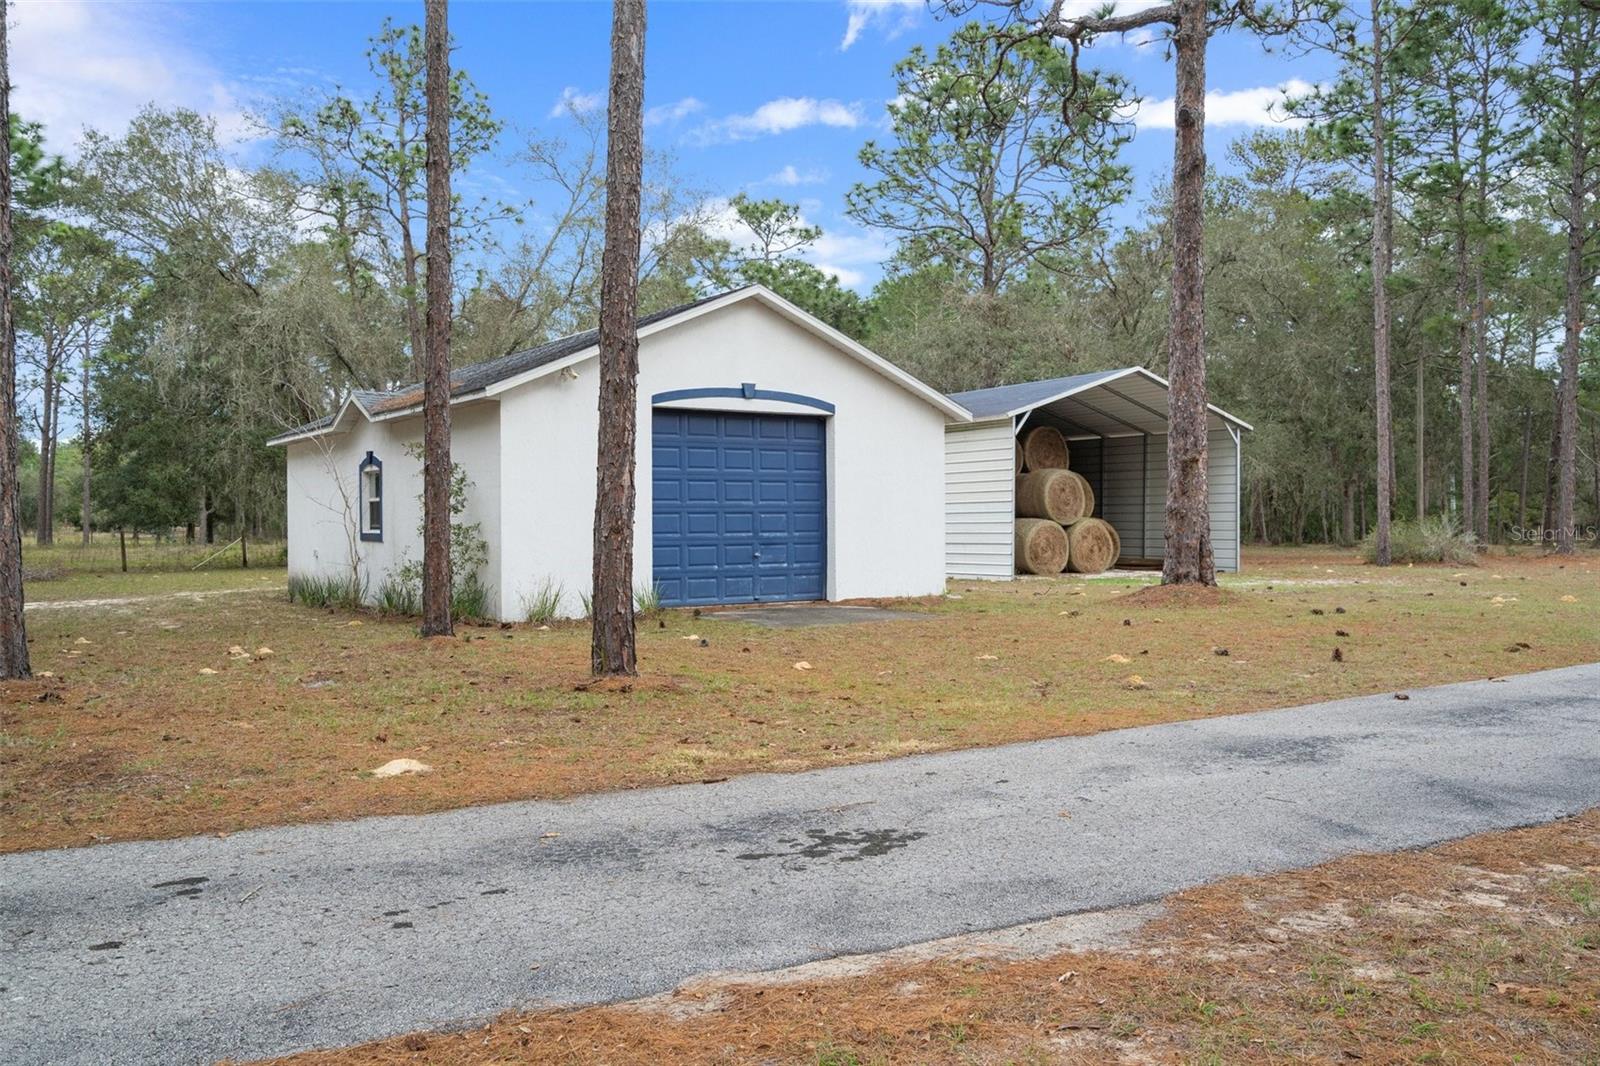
[1096,438,1105,519]
[1141,434,1149,560]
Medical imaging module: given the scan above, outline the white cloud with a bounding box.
[762,164,829,187]
[1134,79,1315,130]
[840,0,921,51]
[8,0,265,154]
[688,97,865,145]
[808,226,892,288]
[549,86,604,119]
[812,262,867,288]
[645,97,705,126]
[1099,25,1163,51]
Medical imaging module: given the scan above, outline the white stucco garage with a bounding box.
[269,286,968,621]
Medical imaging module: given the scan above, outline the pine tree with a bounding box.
[591,0,647,675]
[420,0,454,636]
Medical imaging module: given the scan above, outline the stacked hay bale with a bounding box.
[1013,425,1121,575]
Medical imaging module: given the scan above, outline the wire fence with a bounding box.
[21,529,288,576]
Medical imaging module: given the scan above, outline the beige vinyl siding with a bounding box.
[945,419,1015,578]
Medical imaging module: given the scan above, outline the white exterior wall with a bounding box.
[494,299,949,619]
[284,402,503,613]
[944,419,1016,578]
[1206,425,1241,572]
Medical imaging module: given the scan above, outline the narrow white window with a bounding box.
[359,452,383,541]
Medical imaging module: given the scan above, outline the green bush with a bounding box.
[288,572,365,610]
[383,448,494,622]
[375,574,421,615]
[521,577,564,625]
[633,580,665,616]
[1361,516,1477,564]
[451,573,490,622]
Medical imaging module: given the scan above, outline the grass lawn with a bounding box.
[22,528,286,575]
[24,566,287,603]
[2,546,1596,853]
[250,811,1600,1066]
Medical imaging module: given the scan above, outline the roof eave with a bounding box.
[477,285,973,421]
[266,395,368,447]
[957,366,1253,432]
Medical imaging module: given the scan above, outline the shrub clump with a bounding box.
[520,578,564,625]
[288,573,365,610]
[1361,517,1477,564]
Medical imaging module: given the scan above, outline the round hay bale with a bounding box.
[1015,440,1026,474]
[1065,518,1119,575]
[1015,518,1069,575]
[1021,425,1069,471]
[1016,469,1087,524]
[1066,470,1095,518]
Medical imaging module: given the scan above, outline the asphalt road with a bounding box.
[5,663,1599,1065]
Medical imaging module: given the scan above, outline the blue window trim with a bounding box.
[358,451,383,542]
[651,384,835,414]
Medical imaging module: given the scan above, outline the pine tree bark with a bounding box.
[1553,58,1586,554]
[1160,0,1214,586]
[1453,221,1473,536]
[420,0,455,636]
[80,330,91,545]
[400,188,426,384]
[591,0,647,675]
[1473,263,1490,544]
[0,2,31,679]
[1369,0,1395,566]
[1415,353,1425,520]
[36,357,55,544]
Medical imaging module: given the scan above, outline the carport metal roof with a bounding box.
[949,366,1252,438]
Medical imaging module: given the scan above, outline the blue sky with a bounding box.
[13,0,1331,290]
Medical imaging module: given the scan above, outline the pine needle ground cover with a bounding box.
[3,547,1595,853]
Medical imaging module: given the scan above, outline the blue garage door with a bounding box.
[652,410,826,607]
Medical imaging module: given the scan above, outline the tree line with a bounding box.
[2,0,1596,678]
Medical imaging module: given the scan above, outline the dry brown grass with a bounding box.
[3,546,1596,854]
[249,810,1600,1066]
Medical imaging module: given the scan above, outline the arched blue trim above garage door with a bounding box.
[652,410,826,607]
[651,385,835,414]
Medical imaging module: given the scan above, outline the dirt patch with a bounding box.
[1118,583,1242,608]
[569,673,687,695]
[247,810,1600,1066]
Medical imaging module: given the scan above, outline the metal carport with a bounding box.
[942,367,1252,578]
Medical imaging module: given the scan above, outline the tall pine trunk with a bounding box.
[1453,220,1473,536]
[80,330,91,545]
[1160,0,1214,586]
[1369,0,1394,566]
[36,353,58,545]
[1473,263,1490,543]
[400,194,426,383]
[420,0,455,636]
[1415,354,1425,519]
[0,1,30,680]
[591,0,647,674]
[1553,58,1585,554]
